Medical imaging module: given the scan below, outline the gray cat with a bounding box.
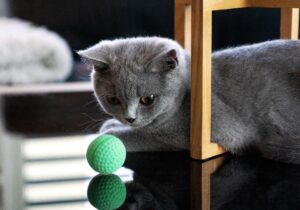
[78,37,300,164]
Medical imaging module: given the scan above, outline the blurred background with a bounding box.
[0,0,284,81]
[0,0,294,209]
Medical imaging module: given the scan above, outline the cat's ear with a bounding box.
[165,49,178,70]
[151,49,179,73]
[77,48,109,73]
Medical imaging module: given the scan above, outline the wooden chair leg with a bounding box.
[174,0,192,50]
[184,4,192,51]
[280,8,299,39]
[175,2,186,47]
[191,156,225,210]
[190,0,300,160]
[191,0,225,160]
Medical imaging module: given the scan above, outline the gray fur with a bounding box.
[79,37,300,164]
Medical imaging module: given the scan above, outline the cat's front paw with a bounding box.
[99,119,127,135]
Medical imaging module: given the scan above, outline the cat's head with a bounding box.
[78,37,188,128]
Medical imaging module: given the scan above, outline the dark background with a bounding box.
[6,0,293,79]
[7,0,284,51]
[8,0,174,54]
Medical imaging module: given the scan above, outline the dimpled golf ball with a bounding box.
[86,135,126,174]
[87,174,126,210]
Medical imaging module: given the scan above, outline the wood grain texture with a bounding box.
[175,3,186,47]
[206,0,250,11]
[191,0,208,159]
[198,0,300,12]
[176,0,191,4]
[191,156,226,210]
[185,5,192,52]
[280,8,299,39]
[251,0,300,8]
[191,0,225,160]
[175,0,192,49]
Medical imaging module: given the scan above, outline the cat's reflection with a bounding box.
[211,156,300,210]
[87,153,300,210]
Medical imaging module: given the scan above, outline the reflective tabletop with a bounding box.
[1,136,300,210]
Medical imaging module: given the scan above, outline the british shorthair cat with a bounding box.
[79,37,300,164]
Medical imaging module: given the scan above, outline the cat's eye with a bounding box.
[106,96,121,105]
[140,95,155,106]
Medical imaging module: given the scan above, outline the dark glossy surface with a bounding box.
[2,141,300,210]
[122,152,191,210]
[88,152,300,210]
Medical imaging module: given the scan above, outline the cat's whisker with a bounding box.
[80,117,103,133]
[83,98,98,107]
[80,113,102,123]
[88,121,102,131]
[82,119,106,133]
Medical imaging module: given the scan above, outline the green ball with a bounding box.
[87,135,126,174]
[87,174,126,210]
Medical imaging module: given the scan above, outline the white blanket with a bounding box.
[0,18,73,84]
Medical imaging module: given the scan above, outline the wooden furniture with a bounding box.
[174,0,192,51]
[191,155,225,210]
[0,82,108,137]
[175,0,300,160]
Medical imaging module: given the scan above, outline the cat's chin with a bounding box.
[120,120,152,128]
[126,122,149,128]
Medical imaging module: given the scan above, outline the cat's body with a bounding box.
[79,37,300,164]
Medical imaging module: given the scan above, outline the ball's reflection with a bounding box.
[87,174,127,210]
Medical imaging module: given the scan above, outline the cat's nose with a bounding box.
[125,118,136,123]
